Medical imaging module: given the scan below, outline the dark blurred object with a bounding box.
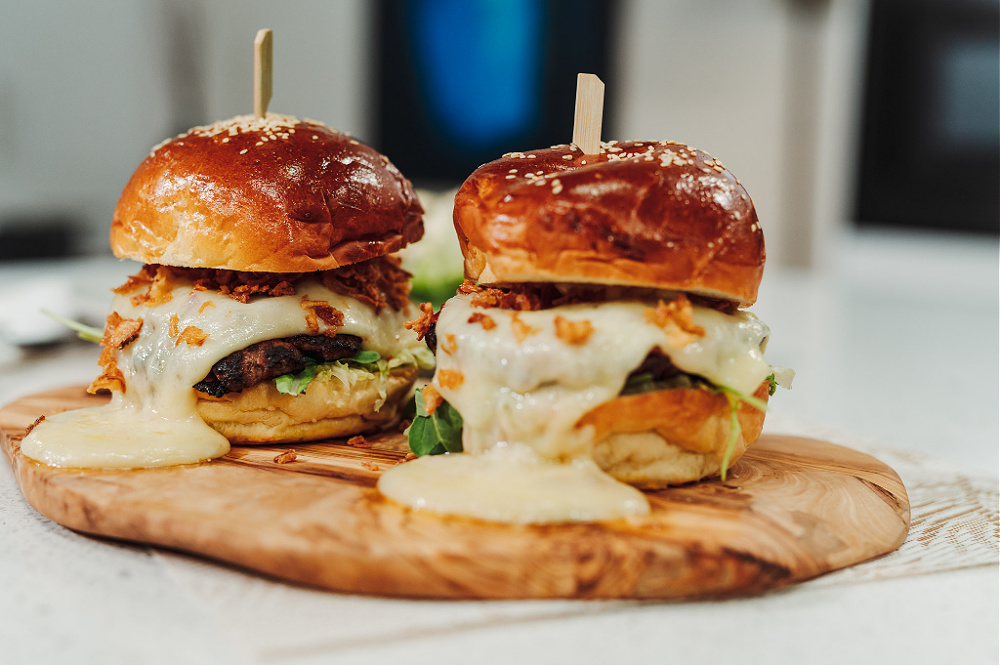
[0,214,77,260]
[856,0,999,234]
[373,0,617,187]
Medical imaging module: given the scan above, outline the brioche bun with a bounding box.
[112,114,423,272]
[454,141,764,306]
[578,380,770,488]
[195,366,418,444]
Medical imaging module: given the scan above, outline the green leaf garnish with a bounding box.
[274,362,317,395]
[349,349,381,365]
[720,393,741,482]
[273,350,386,395]
[42,309,103,343]
[408,387,464,456]
[767,372,777,396]
[712,383,769,481]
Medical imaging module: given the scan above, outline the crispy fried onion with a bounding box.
[114,256,412,312]
[553,315,594,345]
[403,302,436,341]
[422,384,444,415]
[644,295,705,347]
[167,314,209,347]
[301,296,345,334]
[88,312,143,394]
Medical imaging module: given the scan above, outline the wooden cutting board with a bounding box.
[1,386,909,600]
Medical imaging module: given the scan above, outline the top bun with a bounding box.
[111,114,424,272]
[453,141,764,306]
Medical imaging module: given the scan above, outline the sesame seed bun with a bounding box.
[111,114,424,272]
[453,141,764,306]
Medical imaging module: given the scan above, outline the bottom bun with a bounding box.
[195,366,418,444]
[577,381,770,488]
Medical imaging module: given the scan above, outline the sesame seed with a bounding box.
[239,148,248,154]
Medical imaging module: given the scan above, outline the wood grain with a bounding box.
[1,386,909,600]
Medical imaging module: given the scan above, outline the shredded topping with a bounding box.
[273,450,298,464]
[422,384,444,415]
[348,435,371,448]
[87,312,144,394]
[302,294,344,335]
[440,333,458,355]
[510,312,541,343]
[403,302,436,341]
[175,326,208,347]
[553,316,594,345]
[102,312,144,350]
[644,295,705,347]
[437,369,465,390]
[467,312,496,330]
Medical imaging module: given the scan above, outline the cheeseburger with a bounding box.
[379,140,792,524]
[22,113,432,469]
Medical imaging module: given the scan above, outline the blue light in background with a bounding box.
[409,0,543,148]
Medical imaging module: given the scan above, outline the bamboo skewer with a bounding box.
[572,73,605,156]
[254,29,273,118]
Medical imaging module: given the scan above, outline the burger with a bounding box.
[21,113,432,469]
[379,140,792,523]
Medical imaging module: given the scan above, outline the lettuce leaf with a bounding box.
[274,362,317,395]
[274,346,435,402]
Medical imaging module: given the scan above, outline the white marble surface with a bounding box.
[0,229,997,664]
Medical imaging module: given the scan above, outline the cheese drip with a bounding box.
[378,293,772,524]
[22,279,424,469]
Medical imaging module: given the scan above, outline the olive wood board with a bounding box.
[1,386,910,600]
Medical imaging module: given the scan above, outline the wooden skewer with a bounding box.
[254,29,273,119]
[572,73,605,156]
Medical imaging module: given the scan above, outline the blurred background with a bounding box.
[0,0,997,468]
[0,0,996,263]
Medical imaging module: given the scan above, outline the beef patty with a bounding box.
[194,334,363,397]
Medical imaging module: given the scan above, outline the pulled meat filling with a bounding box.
[194,334,362,397]
[457,279,739,314]
[116,255,412,313]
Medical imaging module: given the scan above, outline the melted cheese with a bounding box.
[377,444,649,524]
[21,280,423,469]
[378,293,772,524]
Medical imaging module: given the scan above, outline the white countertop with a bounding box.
[0,229,997,664]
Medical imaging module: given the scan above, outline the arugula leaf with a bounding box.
[712,383,769,481]
[274,362,317,395]
[348,349,381,365]
[408,388,464,456]
[719,393,741,482]
[42,309,103,343]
